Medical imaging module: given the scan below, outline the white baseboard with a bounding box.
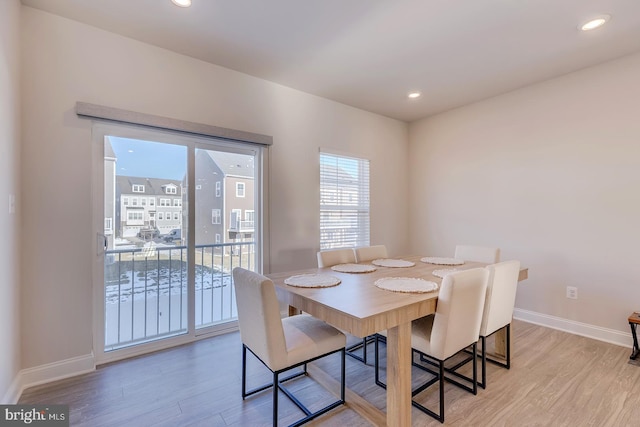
[514,308,632,348]
[3,353,95,404]
[2,374,23,404]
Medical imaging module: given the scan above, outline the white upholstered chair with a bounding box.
[476,260,521,388]
[316,248,356,268]
[352,245,388,363]
[233,267,346,426]
[354,245,388,262]
[374,268,489,423]
[454,245,500,264]
[317,247,372,364]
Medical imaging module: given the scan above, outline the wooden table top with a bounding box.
[269,255,528,338]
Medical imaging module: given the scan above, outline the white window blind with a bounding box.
[320,152,370,250]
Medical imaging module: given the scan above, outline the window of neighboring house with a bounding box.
[149,198,155,206]
[165,186,177,194]
[132,184,145,193]
[215,181,221,197]
[141,198,146,206]
[160,198,170,207]
[173,199,181,207]
[173,212,179,220]
[158,212,164,220]
[123,197,129,206]
[127,211,143,221]
[245,210,254,226]
[132,198,138,206]
[104,217,113,234]
[319,151,370,250]
[215,234,221,244]
[212,209,221,224]
[236,182,245,198]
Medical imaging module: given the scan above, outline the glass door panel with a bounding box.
[194,148,256,329]
[103,136,188,351]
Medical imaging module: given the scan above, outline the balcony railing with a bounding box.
[104,241,255,351]
[228,219,255,232]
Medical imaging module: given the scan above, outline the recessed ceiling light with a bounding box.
[171,0,192,7]
[580,15,610,31]
[408,92,421,99]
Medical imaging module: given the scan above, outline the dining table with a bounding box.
[268,254,528,426]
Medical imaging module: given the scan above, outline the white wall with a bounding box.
[19,7,409,370]
[0,0,22,403]
[409,51,640,336]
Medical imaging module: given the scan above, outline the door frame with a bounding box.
[91,121,269,365]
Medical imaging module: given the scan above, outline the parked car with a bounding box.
[137,227,160,240]
[163,229,181,242]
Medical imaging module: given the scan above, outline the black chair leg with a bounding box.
[273,371,279,427]
[374,334,386,389]
[480,336,487,389]
[242,344,345,426]
[411,358,445,423]
[505,324,511,369]
[471,342,478,395]
[241,344,247,398]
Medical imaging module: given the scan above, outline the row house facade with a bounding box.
[194,150,254,247]
[115,176,184,238]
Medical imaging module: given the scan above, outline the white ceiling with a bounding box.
[21,0,640,122]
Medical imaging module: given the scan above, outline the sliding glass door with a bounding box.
[94,123,263,362]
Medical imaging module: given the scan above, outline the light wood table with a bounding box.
[268,255,528,426]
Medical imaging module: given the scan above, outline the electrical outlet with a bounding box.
[566,286,578,299]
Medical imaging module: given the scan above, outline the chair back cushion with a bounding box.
[480,260,521,337]
[317,248,356,268]
[355,245,388,262]
[429,268,488,360]
[454,245,500,264]
[233,267,287,370]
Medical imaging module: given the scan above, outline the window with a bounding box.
[173,199,181,207]
[236,182,245,198]
[132,184,145,193]
[319,151,370,250]
[215,181,221,197]
[141,198,146,206]
[165,185,177,195]
[174,212,179,220]
[104,217,113,234]
[158,212,164,220]
[215,234,221,244]
[127,211,143,221]
[212,209,221,224]
[123,197,129,206]
[149,198,155,206]
[160,198,170,207]
[132,198,138,206]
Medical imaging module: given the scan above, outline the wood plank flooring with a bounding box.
[19,320,640,426]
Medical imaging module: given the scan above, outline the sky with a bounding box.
[108,136,187,181]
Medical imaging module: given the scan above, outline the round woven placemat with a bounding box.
[420,257,465,266]
[330,263,377,273]
[284,274,341,288]
[371,258,416,268]
[374,277,439,293]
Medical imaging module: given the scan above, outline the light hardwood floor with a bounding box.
[19,320,640,426]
